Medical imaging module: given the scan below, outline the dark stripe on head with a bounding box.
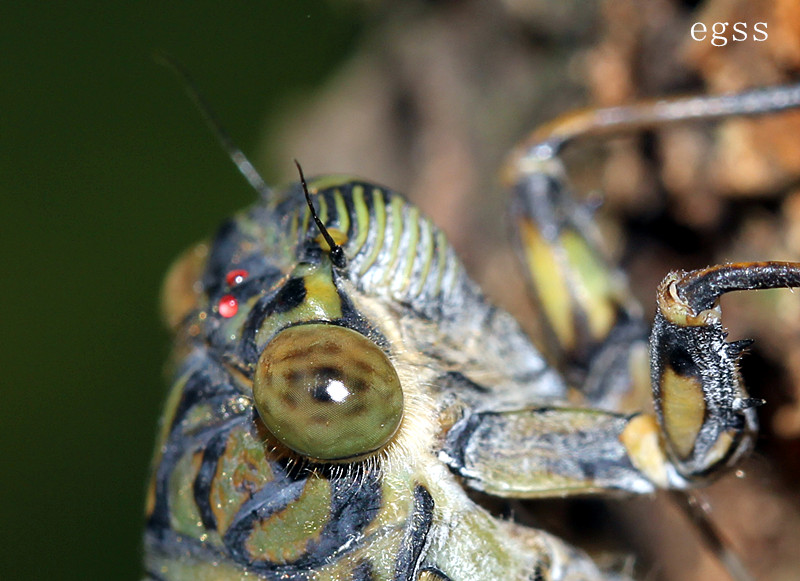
[272,277,307,314]
[333,296,393,353]
[237,286,287,364]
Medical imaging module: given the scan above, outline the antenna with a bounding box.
[294,159,347,268]
[155,51,273,202]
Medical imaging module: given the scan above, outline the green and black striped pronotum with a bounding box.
[146,81,800,581]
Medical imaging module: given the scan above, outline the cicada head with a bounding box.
[149,174,572,579]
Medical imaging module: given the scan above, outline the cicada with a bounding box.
[144,78,800,580]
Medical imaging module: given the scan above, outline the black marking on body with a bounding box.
[651,316,715,383]
[147,347,247,537]
[147,420,241,539]
[530,563,546,581]
[193,429,230,531]
[393,484,435,580]
[237,286,285,363]
[440,413,481,472]
[223,474,309,563]
[667,343,696,376]
[333,290,394,354]
[238,267,372,367]
[439,371,490,394]
[170,351,240,431]
[352,560,376,581]
[223,466,382,572]
[147,469,173,537]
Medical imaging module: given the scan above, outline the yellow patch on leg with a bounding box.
[661,368,706,460]
[520,220,574,350]
[620,413,669,488]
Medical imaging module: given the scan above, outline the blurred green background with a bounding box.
[1,3,364,578]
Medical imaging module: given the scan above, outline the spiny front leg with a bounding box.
[651,262,800,480]
[440,262,800,497]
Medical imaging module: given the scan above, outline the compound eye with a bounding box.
[253,324,404,461]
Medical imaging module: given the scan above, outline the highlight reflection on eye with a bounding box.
[253,323,404,461]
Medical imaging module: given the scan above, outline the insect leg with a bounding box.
[651,261,800,480]
[443,262,800,493]
[505,119,649,411]
[506,83,800,411]
[441,406,676,497]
